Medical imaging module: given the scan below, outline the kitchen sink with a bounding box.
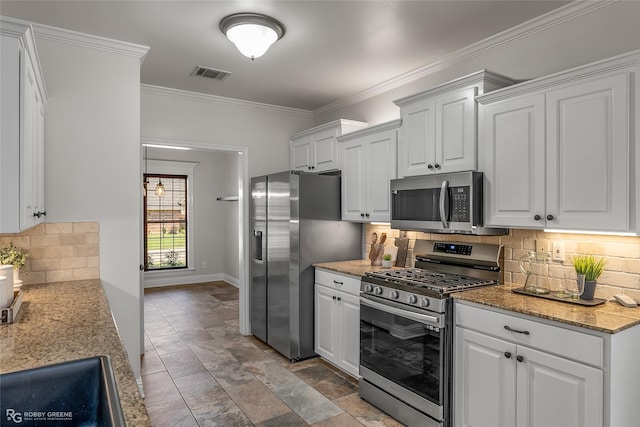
[0,355,125,426]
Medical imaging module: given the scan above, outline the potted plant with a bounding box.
[571,254,606,300]
[382,253,393,268]
[0,242,29,285]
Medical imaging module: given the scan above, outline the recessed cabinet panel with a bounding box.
[339,121,398,222]
[455,328,517,427]
[1,20,47,233]
[314,131,338,171]
[401,100,435,176]
[546,73,629,231]
[436,87,477,173]
[480,94,546,228]
[291,138,312,171]
[516,346,603,427]
[342,143,366,220]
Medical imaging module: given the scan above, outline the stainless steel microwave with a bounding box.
[390,171,508,235]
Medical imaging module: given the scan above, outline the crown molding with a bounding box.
[141,84,314,119]
[314,0,616,115]
[31,22,149,62]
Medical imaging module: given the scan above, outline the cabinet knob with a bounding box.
[365,213,370,218]
[546,214,554,221]
[516,355,524,363]
[337,296,342,302]
[504,352,512,359]
[533,214,541,221]
[434,163,441,169]
[427,164,434,170]
[361,213,365,218]
[332,295,336,300]
[311,166,315,170]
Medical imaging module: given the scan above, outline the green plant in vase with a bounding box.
[382,253,393,268]
[0,242,28,271]
[571,254,606,300]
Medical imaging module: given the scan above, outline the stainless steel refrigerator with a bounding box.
[250,171,362,361]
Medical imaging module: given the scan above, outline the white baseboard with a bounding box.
[144,272,232,288]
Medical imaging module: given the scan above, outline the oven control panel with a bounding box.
[360,281,447,315]
[433,242,472,256]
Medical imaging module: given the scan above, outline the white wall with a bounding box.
[34,34,146,378]
[143,147,240,287]
[141,86,314,177]
[314,1,640,125]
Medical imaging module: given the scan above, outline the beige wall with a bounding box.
[365,224,640,301]
[0,222,100,285]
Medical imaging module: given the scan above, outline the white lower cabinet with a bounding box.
[454,302,604,427]
[314,268,360,378]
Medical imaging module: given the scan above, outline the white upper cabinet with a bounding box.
[394,70,517,178]
[338,120,399,222]
[1,18,48,233]
[479,51,639,233]
[290,119,368,173]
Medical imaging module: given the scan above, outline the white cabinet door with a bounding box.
[366,131,397,222]
[546,73,630,232]
[312,128,340,172]
[314,284,338,361]
[455,327,517,427]
[436,86,477,173]
[480,93,546,229]
[398,96,436,177]
[20,52,40,230]
[516,346,603,427]
[338,292,360,378]
[341,139,367,221]
[291,136,313,172]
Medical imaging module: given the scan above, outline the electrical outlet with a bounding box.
[535,239,549,254]
[202,261,207,269]
[552,241,565,262]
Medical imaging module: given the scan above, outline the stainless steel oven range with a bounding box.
[359,239,503,427]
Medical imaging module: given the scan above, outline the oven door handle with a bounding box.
[360,296,440,326]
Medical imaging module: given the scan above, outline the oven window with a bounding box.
[360,303,443,405]
[392,188,441,221]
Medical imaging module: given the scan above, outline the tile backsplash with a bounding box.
[0,222,100,285]
[365,224,640,301]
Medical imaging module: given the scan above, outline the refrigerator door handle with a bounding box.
[253,230,263,261]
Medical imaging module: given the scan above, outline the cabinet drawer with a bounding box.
[315,269,361,296]
[455,302,603,367]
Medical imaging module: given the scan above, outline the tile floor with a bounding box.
[142,281,403,426]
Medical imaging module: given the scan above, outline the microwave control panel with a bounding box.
[449,186,470,222]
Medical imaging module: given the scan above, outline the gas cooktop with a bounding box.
[364,268,497,295]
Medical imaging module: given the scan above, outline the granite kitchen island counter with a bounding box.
[452,282,640,334]
[0,279,150,426]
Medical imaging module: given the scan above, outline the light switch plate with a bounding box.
[552,241,565,262]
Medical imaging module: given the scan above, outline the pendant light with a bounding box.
[155,178,165,197]
[220,13,285,60]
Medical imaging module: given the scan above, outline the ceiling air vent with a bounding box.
[190,65,231,81]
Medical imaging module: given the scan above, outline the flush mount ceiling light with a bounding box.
[220,13,285,60]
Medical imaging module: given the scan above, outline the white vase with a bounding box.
[0,264,14,290]
[13,268,22,286]
[0,275,13,309]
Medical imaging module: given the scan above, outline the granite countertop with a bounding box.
[314,259,404,277]
[0,280,150,426]
[452,283,640,334]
